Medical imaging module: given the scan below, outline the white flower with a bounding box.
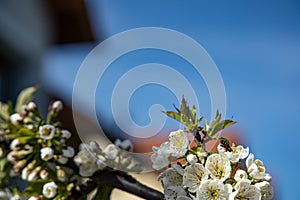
[158,164,184,188]
[52,100,63,112]
[196,179,231,200]
[205,154,231,182]
[10,113,23,125]
[74,142,106,177]
[74,150,98,177]
[104,144,118,160]
[183,163,209,192]
[230,179,261,200]
[151,142,171,170]
[62,146,75,158]
[39,125,55,140]
[115,139,133,151]
[60,130,71,139]
[40,147,54,161]
[255,181,274,200]
[57,155,68,164]
[86,141,102,154]
[186,154,198,164]
[217,144,249,163]
[234,169,248,182]
[42,182,58,198]
[164,186,191,200]
[168,130,189,157]
[246,153,271,181]
[158,165,190,199]
[151,130,190,170]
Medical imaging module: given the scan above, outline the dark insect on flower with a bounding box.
[219,137,232,152]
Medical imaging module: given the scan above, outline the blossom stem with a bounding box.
[91,169,164,200]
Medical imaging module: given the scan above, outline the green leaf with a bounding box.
[163,111,182,123]
[206,111,236,138]
[18,128,36,137]
[7,128,35,137]
[15,86,39,113]
[163,96,202,132]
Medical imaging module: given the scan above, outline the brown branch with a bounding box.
[90,169,164,200]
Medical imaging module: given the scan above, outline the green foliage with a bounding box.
[163,96,203,133]
[0,157,10,187]
[204,111,236,139]
[163,96,236,143]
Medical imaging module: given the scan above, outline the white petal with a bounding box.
[246,153,254,168]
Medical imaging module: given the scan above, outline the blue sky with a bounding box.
[43,1,300,199]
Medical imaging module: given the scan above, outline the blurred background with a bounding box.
[1,0,300,199]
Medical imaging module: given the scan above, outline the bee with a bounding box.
[219,137,232,152]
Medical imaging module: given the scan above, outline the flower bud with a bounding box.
[51,101,63,112]
[20,105,28,116]
[61,130,71,139]
[13,159,27,172]
[187,154,198,164]
[7,151,17,163]
[27,160,36,170]
[57,155,68,164]
[56,167,67,182]
[22,167,31,180]
[0,147,3,158]
[14,149,33,159]
[28,195,41,200]
[23,117,33,124]
[62,146,74,158]
[10,113,23,125]
[27,166,41,182]
[115,139,133,151]
[25,124,34,130]
[27,171,38,182]
[40,169,49,180]
[27,102,37,111]
[10,138,21,150]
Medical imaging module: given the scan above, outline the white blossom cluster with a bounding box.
[151,130,274,200]
[74,139,142,177]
